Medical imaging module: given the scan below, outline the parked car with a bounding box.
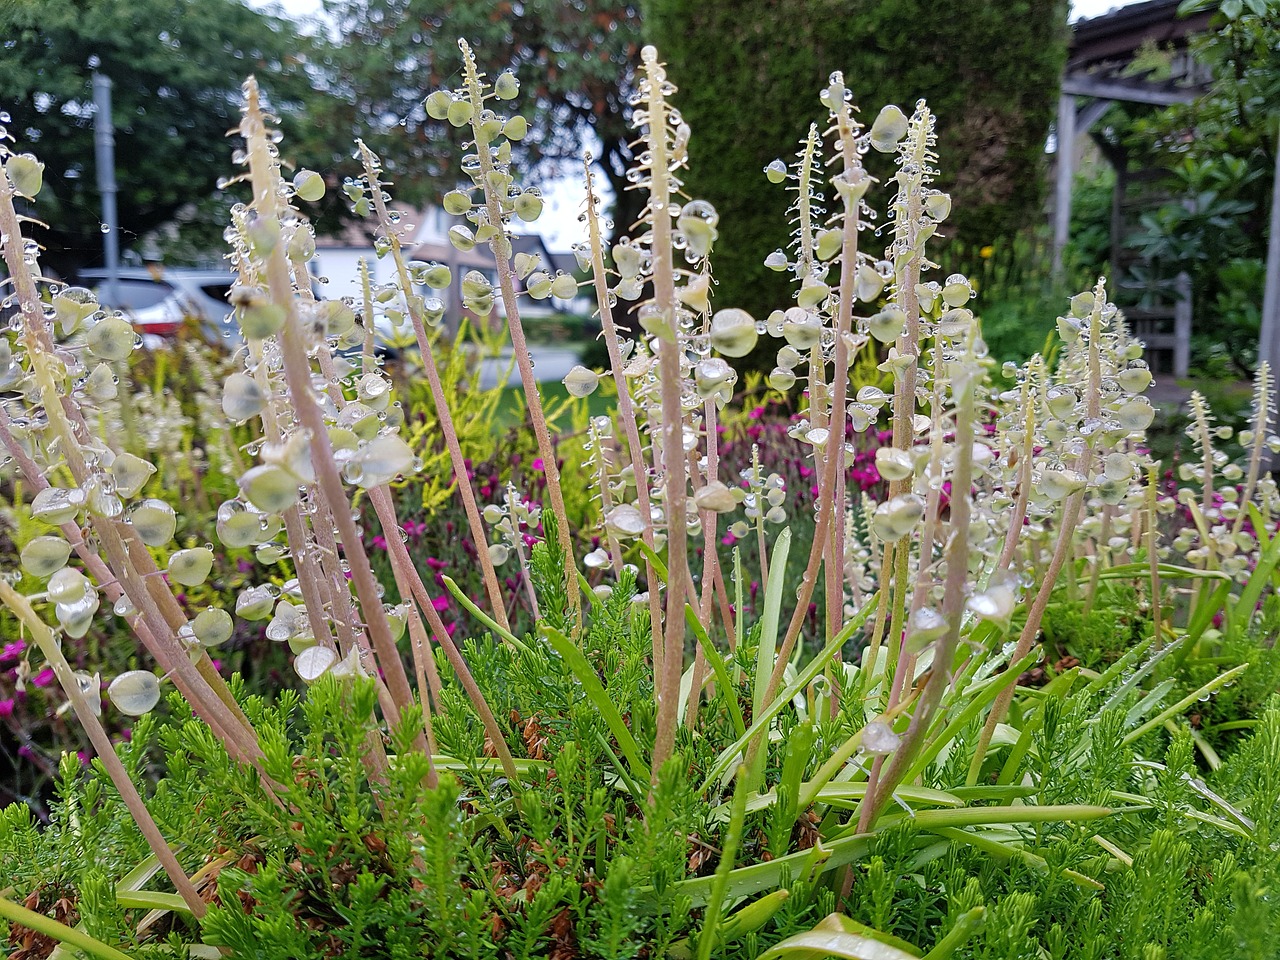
[77,267,238,345]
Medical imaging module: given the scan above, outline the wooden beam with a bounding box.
[1061,76,1196,107]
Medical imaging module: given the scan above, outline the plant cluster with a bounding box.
[1,40,1279,960]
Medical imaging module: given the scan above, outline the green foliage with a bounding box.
[1121,0,1279,375]
[0,0,328,275]
[643,0,1070,313]
[316,0,643,238]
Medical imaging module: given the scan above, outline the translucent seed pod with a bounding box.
[86,316,136,361]
[239,465,301,514]
[693,481,739,513]
[108,670,161,717]
[605,503,647,538]
[130,499,177,547]
[563,365,600,398]
[20,536,72,577]
[868,104,908,152]
[874,447,914,482]
[295,645,337,683]
[111,453,157,498]
[191,608,234,647]
[168,547,215,587]
[709,308,758,358]
[236,585,275,621]
[48,566,90,604]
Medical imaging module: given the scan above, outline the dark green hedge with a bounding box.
[644,0,1070,314]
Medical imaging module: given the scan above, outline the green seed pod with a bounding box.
[443,190,472,216]
[1117,398,1155,432]
[514,191,544,223]
[32,487,86,525]
[1037,468,1087,500]
[693,481,738,513]
[782,308,821,349]
[52,288,99,336]
[494,71,520,100]
[447,98,474,127]
[111,453,157,498]
[222,372,267,422]
[612,243,646,279]
[941,273,972,308]
[871,493,925,541]
[924,191,952,222]
[425,90,453,120]
[477,110,502,140]
[869,104,908,153]
[236,585,275,621]
[907,607,948,648]
[352,434,417,488]
[448,225,476,251]
[502,115,528,141]
[677,274,711,314]
[676,200,719,258]
[798,277,829,310]
[526,271,553,299]
[56,593,100,639]
[855,262,885,303]
[874,447,914,481]
[87,316,136,361]
[191,607,233,648]
[814,228,842,261]
[4,153,44,197]
[767,367,796,391]
[84,363,118,402]
[709,308,758,358]
[605,503,646,538]
[764,159,787,184]
[293,169,325,202]
[868,306,906,343]
[550,273,578,300]
[108,670,160,716]
[295,644,337,682]
[418,263,450,289]
[130,499,177,547]
[286,225,316,262]
[514,252,540,280]
[563,365,599,398]
[20,536,72,578]
[48,566,90,604]
[238,302,287,339]
[169,547,215,587]
[1118,367,1153,394]
[240,465,300,514]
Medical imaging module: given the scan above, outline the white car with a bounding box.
[78,268,239,346]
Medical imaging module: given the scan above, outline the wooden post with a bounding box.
[1052,91,1076,278]
[1174,271,1191,380]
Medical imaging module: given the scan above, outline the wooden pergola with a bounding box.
[1056,0,1280,385]
[1053,0,1212,377]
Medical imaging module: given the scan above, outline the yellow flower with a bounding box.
[979,245,994,259]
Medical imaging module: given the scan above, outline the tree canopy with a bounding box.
[0,0,324,276]
[314,0,643,235]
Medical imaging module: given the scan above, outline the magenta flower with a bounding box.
[32,666,55,688]
[0,698,14,718]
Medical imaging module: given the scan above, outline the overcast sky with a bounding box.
[251,0,1149,249]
